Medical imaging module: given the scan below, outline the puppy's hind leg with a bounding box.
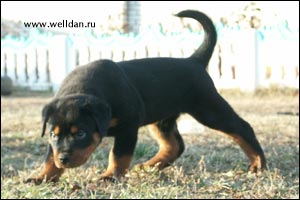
[190,94,266,173]
[138,115,185,169]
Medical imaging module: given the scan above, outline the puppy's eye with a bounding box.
[74,130,86,140]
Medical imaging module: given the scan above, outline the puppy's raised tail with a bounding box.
[175,10,217,68]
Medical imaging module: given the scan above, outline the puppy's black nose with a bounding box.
[59,154,70,164]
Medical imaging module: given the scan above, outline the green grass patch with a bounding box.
[1,89,299,198]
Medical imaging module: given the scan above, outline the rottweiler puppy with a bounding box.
[26,10,266,184]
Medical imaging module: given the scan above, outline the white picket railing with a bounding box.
[1,29,299,92]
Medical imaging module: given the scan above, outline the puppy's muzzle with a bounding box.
[59,153,70,165]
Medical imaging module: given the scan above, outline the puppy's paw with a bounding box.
[249,156,267,173]
[99,175,116,183]
[134,162,162,171]
[99,170,117,183]
[133,163,144,170]
[25,175,60,185]
[24,177,44,185]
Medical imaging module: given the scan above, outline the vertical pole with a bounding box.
[238,29,258,92]
[49,35,72,93]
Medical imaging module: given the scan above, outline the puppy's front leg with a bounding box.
[100,130,137,180]
[26,144,64,184]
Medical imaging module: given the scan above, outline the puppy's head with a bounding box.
[41,94,111,168]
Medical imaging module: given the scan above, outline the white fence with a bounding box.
[1,29,299,92]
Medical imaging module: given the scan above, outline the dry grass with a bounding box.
[1,89,299,199]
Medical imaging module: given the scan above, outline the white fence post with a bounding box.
[235,30,259,92]
[48,35,72,92]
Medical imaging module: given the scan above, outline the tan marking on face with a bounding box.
[92,132,101,143]
[53,126,60,135]
[109,118,119,128]
[70,126,78,134]
[54,132,101,168]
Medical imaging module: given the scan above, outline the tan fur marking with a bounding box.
[140,124,180,169]
[109,118,119,128]
[92,132,101,143]
[100,149,132,178]
[217,131,265,172]
[38,153,64,182]
[53,126,60,135]
[53,132,101,168]
[229,134,258,162]
[70,126,78,134]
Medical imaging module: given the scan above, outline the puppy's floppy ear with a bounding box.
[82,97,112,137]
[41,102,56,137]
